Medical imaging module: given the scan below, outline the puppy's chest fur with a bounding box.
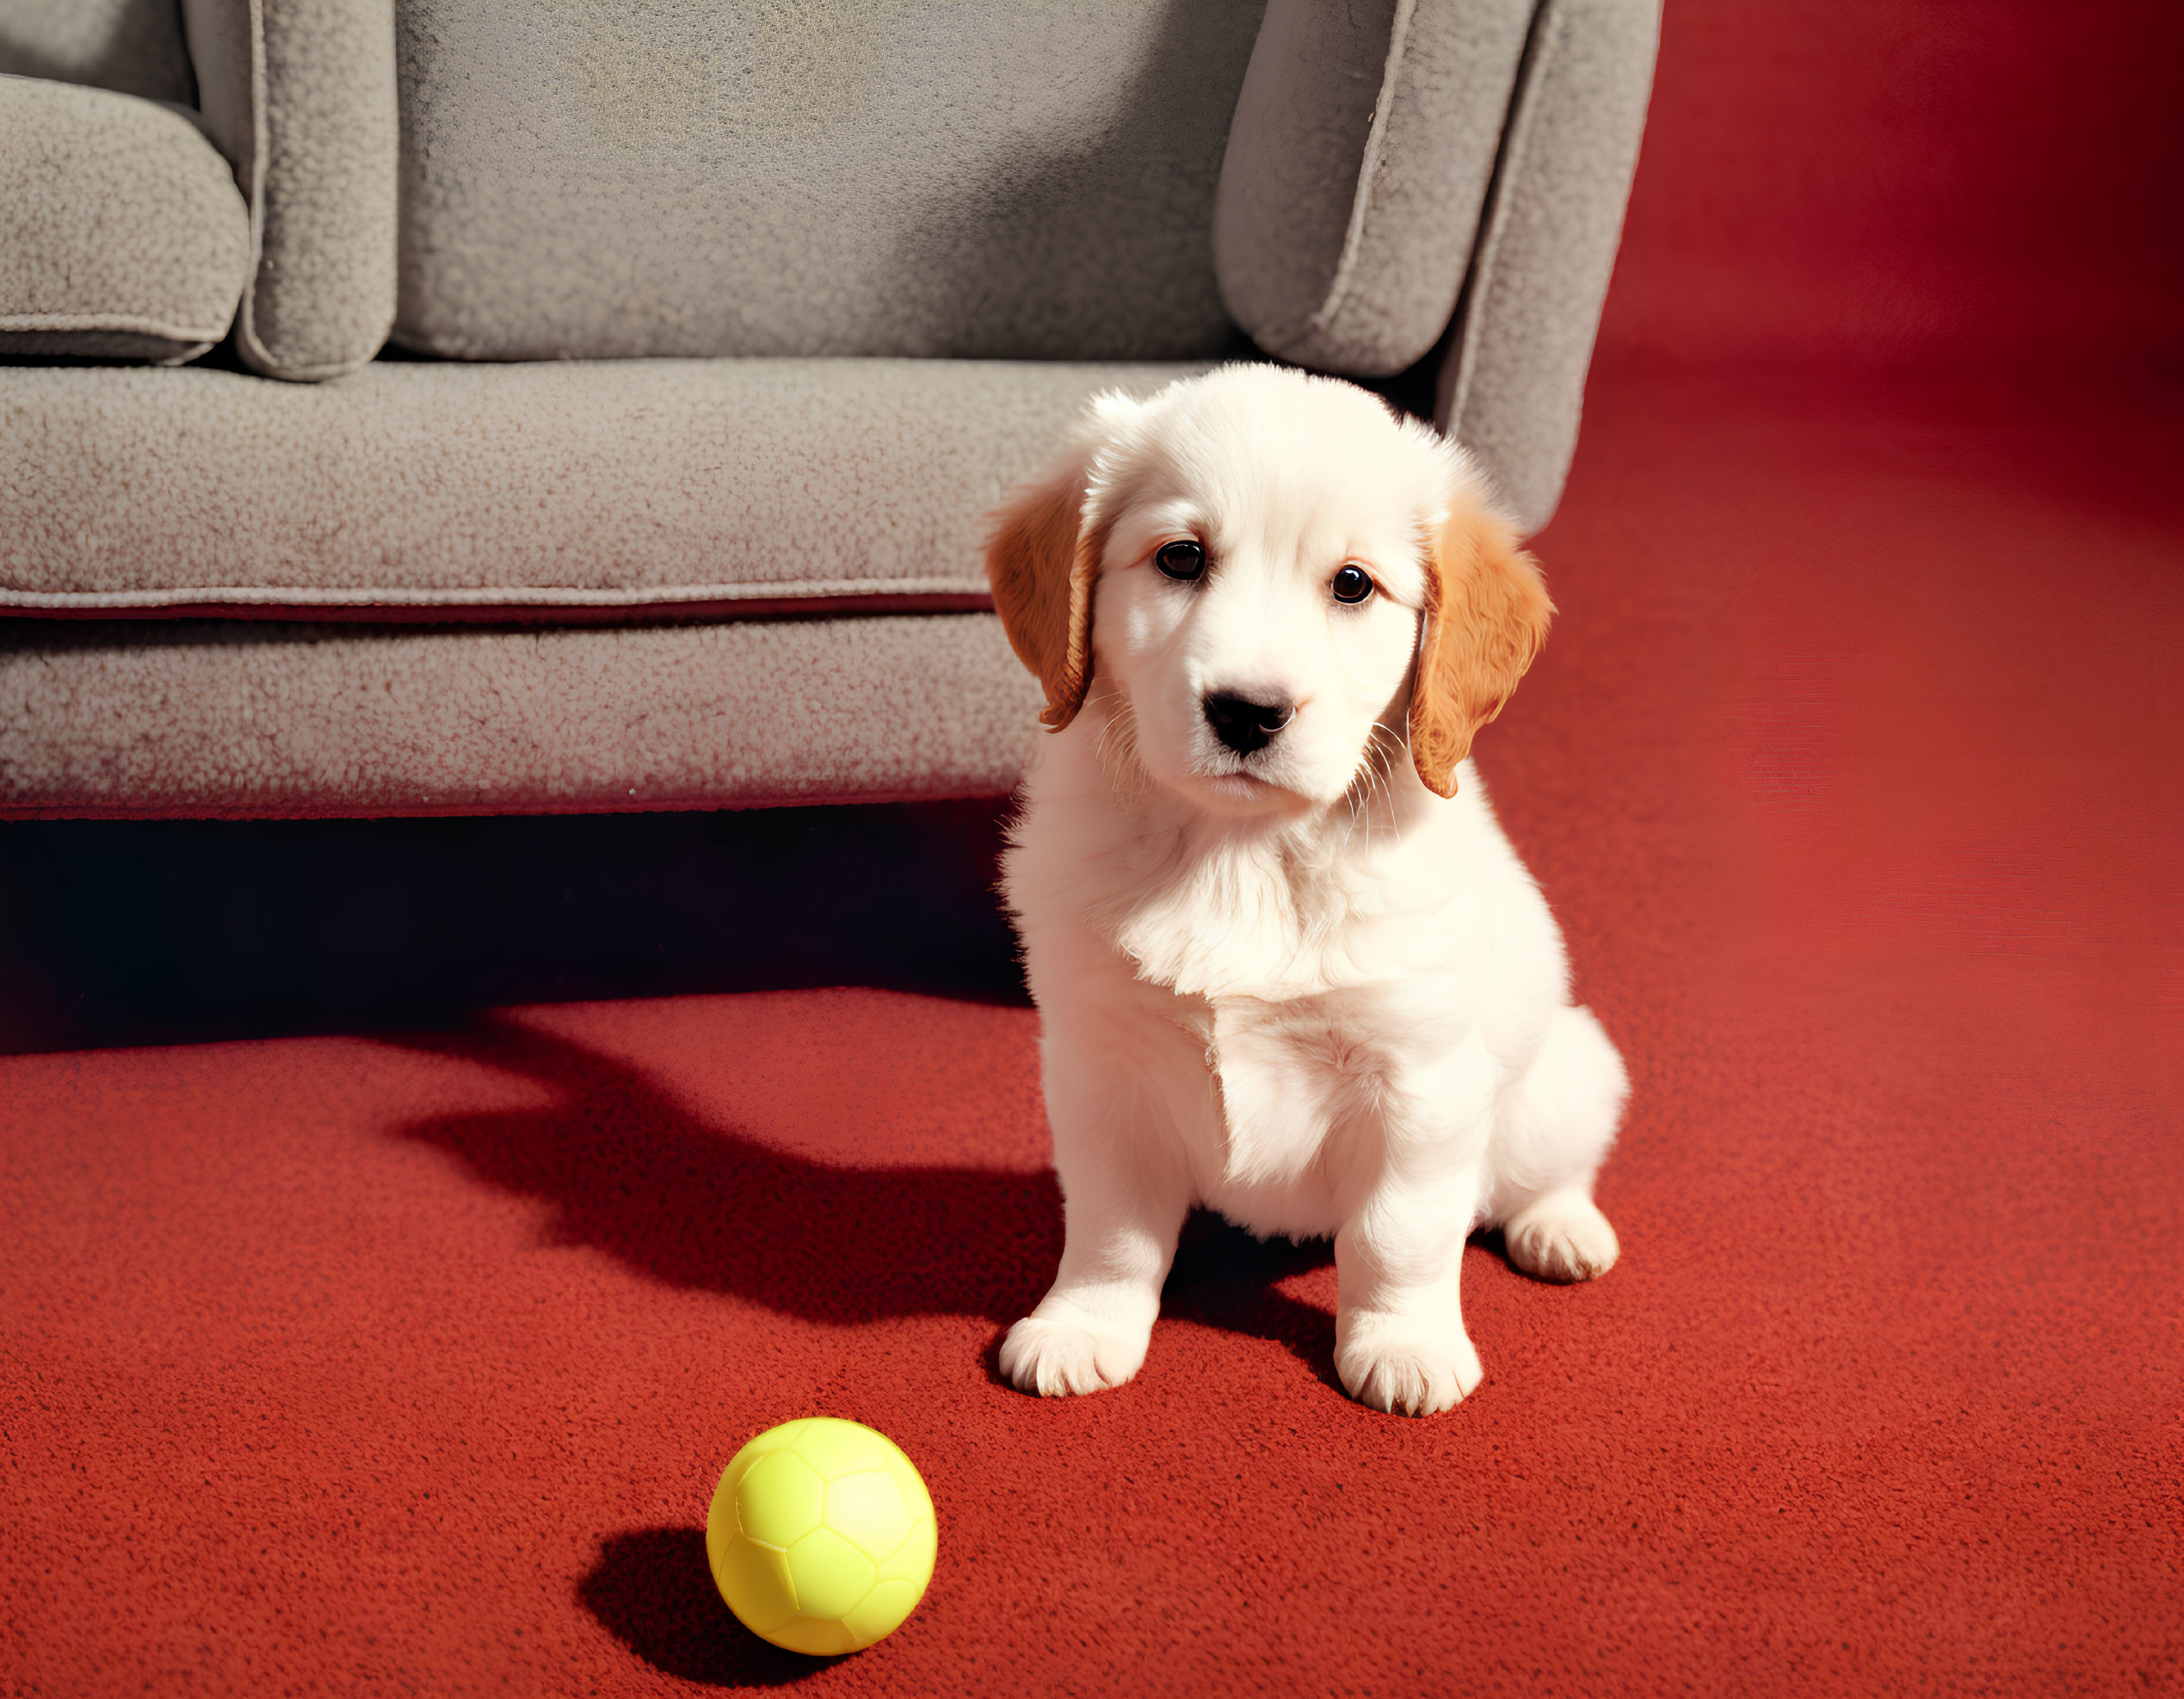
[1009,756,1520,1223]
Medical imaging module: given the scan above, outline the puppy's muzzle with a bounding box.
[1202,691,1295,757]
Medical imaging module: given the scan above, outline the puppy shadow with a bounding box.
[976,1215,1347,1395]
[390,1012,1416,1391]
[579,1527,837,1688]
[1161,1212,1344,1394]
[382,1015,1062,1325]
[1157,1219,1541,1398]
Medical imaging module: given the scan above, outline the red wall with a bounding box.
[1596,0,2184,374]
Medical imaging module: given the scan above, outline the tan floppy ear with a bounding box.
[984,451,1103,731]
[1408,494,1556,798]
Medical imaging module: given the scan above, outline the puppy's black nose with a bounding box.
[1203,691,1295,756]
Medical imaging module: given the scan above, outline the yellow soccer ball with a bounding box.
[705,1418,937,1656]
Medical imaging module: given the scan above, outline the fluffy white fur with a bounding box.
[989,366,1626,1417]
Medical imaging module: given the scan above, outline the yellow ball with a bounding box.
[705,1418,937,1656]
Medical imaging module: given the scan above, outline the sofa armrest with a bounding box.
[0,73,252,365]
[182,0,397,381]
[1435,0,1658,534]
[1215,0,1537,380]
[1215,0,1657,534]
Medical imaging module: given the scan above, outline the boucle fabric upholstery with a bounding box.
[0,359,1200,614]
[0,615,1042,819]
[391,0,1265,361]
[0,3,1657,822]
[1434,0,1657,533]
[1214,0,1535,380]
[181,0,398,380]
[0,75,250,366]
[0,0,194,105]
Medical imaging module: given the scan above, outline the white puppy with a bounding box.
[984,364,1626,1417]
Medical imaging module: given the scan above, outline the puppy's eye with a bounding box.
[1155,540,1206,582]
[1330,564,1376,604]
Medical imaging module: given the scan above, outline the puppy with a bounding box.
[984,364,1626,1416]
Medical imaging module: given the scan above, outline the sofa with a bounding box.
[0,0,1657,822]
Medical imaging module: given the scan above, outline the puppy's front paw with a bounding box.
[998,1303,1151,1398]
[1505,1200,1619,1284]
[1334,1313,1484,1417]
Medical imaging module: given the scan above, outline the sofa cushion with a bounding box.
[0,0,194,106]
[392,0,1265,362]
[0,615,1041,819]
[180,0,399,381]
[1213,0,1538,380]
[0,74,251,366]
[0,357,1204,616]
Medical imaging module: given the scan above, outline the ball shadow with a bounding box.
[578,1527,840,1688]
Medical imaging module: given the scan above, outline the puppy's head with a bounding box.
[985,365,1551,813]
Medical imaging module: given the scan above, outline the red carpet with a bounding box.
[5,3,2182,1694]
[5,370,2178,1695]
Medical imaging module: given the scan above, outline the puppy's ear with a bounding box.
[984,444,1104,731]
[1408,492,1555,798]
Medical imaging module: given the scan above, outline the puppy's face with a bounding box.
[1088,379,1440,815]
[986,366,1552,812]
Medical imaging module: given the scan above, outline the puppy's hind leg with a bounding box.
[1495,1004,1628,1284]
[999,1013,1194,1398]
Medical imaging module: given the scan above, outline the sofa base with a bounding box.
[0,612,1042,819]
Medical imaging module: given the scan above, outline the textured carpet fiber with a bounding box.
[4,369,2178,1696]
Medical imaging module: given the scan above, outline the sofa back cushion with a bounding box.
[392,0,1266,362]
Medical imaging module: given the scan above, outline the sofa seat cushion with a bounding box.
[0,74,252,366]
[0,357,1201,617]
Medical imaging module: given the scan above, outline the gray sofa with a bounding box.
[1,0,1657,821]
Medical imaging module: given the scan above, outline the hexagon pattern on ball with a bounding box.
[705,1418,938,1655]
